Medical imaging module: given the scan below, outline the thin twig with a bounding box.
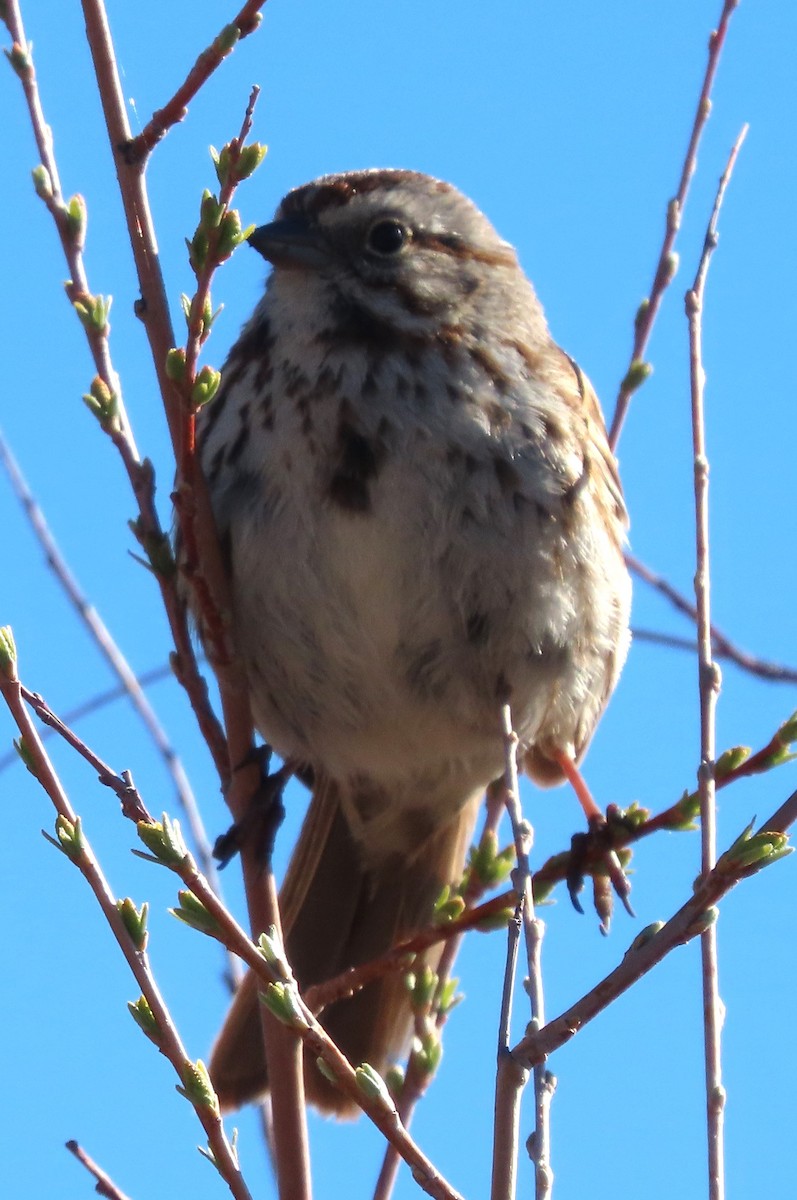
[179,875,467,1200]
[65,1140,133,1200]
[0,659,252,1200]
[608,0,740,449]
[174,84,262,673]
[2,1,136,449]
[76,4,310,1189]
[123,3,269,163]
[4,651,465,1200]
[491,705,547,1200]
[687,124,747,1200]
[513,785,797,1070]
[631,625,797,683]
[628,556,797,683]
[0,662,174,773]
[20,685,150,819]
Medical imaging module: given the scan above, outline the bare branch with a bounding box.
[628,556,797,683]
[491,705,542,1200]
[631,624,797,684]
[2,0,229,781]
[686,123,747,1200]
[3,0,137,449]
[2,647,468,1200]
[0,663,174,774]
[608,0,740,449]
[0,430,226,906]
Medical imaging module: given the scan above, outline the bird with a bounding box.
[196,168,631,1115]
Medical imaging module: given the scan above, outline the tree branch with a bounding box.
[0,430,229,924]
[65,1141,133,1200]
[3,645,466,1200]
[123,3,269,163]
[686,123,747,1200]
[608,0,740,449]
[0,643,252,1200]
[512,791,794,1070]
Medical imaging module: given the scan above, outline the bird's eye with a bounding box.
[365,219,410,257]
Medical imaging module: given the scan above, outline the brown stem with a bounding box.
[3,0,229,781]
[6,664,466,1200]
[3,0,137,450]
[491,706,544,1200]
[180,867,466,1200]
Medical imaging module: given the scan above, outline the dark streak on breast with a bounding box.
[327,414,387,513]
[198,318,272,449]
[465,612,491,645]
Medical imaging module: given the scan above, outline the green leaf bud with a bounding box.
[171,890,222,938]
[116,897,149,951]
[165,347,187,381]
[128,995,161,1043]
[0,625,17,679]
[136,813,190,868]
[177,1059,220,1114]
[355,1063,395,1108]
[191,365,221,407]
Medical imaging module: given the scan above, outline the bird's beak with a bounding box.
[248,216,330,270]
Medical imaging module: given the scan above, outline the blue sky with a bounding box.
[2,2,796,1198]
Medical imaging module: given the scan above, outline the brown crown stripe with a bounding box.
[281,170,454,217]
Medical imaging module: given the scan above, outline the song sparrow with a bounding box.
[199,169,631,1115]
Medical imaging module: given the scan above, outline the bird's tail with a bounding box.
[209,777,480,1116]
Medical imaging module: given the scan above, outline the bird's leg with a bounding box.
[553,749,634,932]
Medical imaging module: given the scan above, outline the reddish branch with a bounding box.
[4,667,465,1200]
[123,3,269,163]
[0,663,252,1200]
[174,85,260,672]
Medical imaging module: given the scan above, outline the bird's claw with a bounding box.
[213,746,290,870]
[566,812,635,933]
